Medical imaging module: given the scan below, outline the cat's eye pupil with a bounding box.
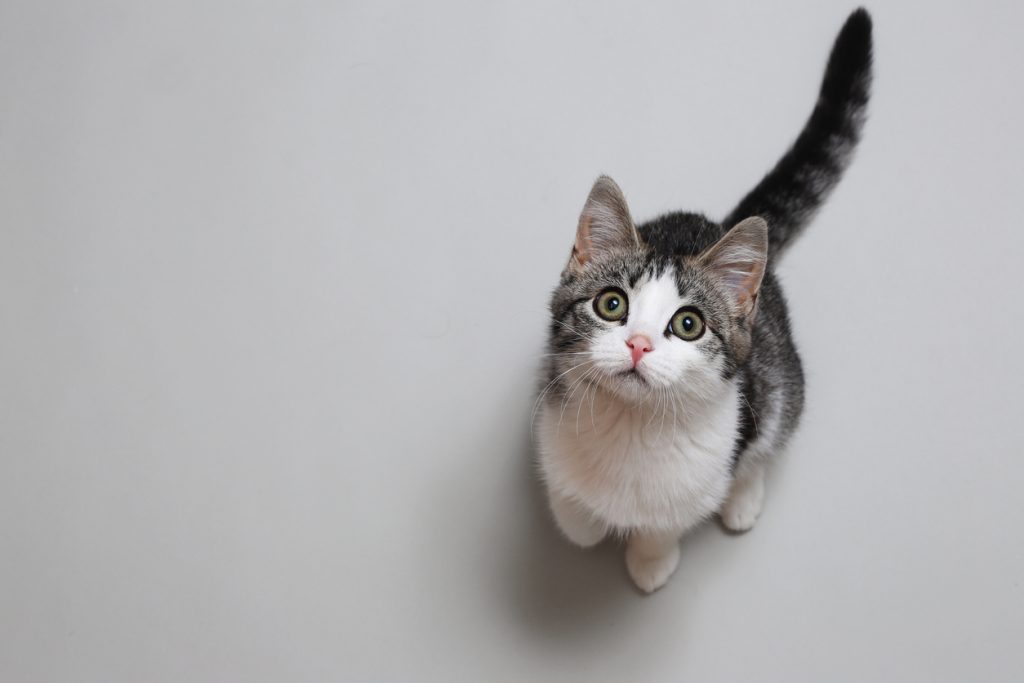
[594,289,628,322]
[669,308,704,341]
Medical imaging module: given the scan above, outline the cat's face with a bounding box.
[553,260,734,403]
[547,177,768,405]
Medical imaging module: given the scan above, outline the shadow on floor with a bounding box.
[490,421,641,641]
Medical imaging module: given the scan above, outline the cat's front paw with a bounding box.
[720,475,764,532]
[548,491,606,548]
[625,539,680,594]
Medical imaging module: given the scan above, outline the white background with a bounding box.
[2,1,1022,681]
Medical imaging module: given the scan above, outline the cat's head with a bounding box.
[547,176,768,405]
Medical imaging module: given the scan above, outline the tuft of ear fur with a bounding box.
[700,217,768,317]
[566,176,638,273]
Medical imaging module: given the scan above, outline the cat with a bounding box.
[535,8,873,593]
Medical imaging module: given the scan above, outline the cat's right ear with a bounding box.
[565,176,639,274]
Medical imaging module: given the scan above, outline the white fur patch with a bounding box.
[537,375,740,534]
[538,266,746,593]
[536,270,745,536]
[584,269,723,401]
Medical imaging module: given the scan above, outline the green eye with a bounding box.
[669,308,705,341]
[593,288,628,322]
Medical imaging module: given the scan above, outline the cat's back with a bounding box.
[638,211,726,258]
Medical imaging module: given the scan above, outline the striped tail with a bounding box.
[723,8,874,257]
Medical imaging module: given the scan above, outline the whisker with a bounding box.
[741,393,760,436]
[551,318,599,341]
[575,366,600,438]
[558,362,598,436]
[530,359,598,437]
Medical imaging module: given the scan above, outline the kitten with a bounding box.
[535,9,873,593]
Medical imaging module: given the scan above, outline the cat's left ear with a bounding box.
[699,217,768,317]
[566,176,639,273]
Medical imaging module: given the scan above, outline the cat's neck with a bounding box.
[580,376,738,433]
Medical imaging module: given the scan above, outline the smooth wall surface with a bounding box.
[2,1,1022,681]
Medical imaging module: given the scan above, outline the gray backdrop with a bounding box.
[2,1,1022,681]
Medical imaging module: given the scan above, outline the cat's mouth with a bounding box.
[619,368,648,385]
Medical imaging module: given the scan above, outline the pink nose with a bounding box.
[626,335,653,366]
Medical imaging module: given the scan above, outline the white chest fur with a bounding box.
[536,381,740,533]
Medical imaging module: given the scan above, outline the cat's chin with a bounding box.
[600,370,658,405]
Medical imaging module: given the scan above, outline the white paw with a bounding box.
[626,543,680,594]
[549,493,606,548]
[559,515,606,548]
[721,478,764,532]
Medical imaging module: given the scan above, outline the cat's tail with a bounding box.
[722,8,873,258]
